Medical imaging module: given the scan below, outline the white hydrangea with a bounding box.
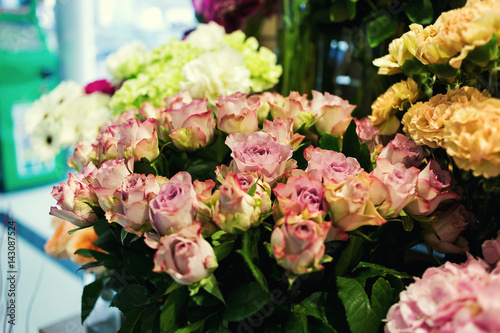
[185,21,226,51]
[106,41,148,81]
[180,45,251,104]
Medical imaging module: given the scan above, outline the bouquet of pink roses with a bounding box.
[48,83,472,332]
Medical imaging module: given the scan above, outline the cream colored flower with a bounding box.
[403,86,490,148]
[444,98,500,178]
[369,78,420,135]
[180,45,251,104]
[185,21,226,51]
[373,24,423,75]
[415,0,499,68]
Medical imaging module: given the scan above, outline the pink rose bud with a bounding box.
[371,158,419,217]
[379,133,426,168]
[262,117,305,150]
[106,174,168,235]
[164,99,215,152]
[149,172,198,236]
[423,204,474,254]
[304,146,362,183]
[324,171,387,231]
[269,91,315,131]
[216,92,259,134]
[68,140,96,171]
[213,172,261,233]
[405,160,459,216]
[273,175,326,221]
[50,163,99,227]
[226,131,295,184]
[310,90,355,136]
[84,79,115,95]
[91,159,134,211]
[482,231,500,265]
[109,118,160,162]
[153,222,218,285]
[271,215,331,275]
[354,117,381,153]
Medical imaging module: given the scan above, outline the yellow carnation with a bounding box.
[403,86,490,148]
[416,0,499,68]
[373,24,423,75]
[444,97,500,178]
[369,78,420,135]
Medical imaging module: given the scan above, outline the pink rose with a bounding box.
[423,204,473,254]
[164,90,193,110]
[379,133,426,168]
[164,99,215,152]
[269,91,315,131]
[50,163,99,227]
[99,109,136,134]
[138,102,170,141]
[354,117,382,153]
[105,174,168,235]
[109,118,160,162]
[215,165,272,214]
[213,172,261,233]
[310,90,355,136]
[324,171,387,231]
[262,117,305,150]
[216,92,259,134]
[226,131,295,183]
[149,172,198,236]
[273,175,326,220]
[405,160,459,216]
[68,140,96,171]
[192,179,218,234]
[371,158,419,217]
[482,232,500,265]
[271,215,331,275]
[91,158,134,211]
[84,79,115,95]
[153,222,217,285]
[304,146,362,183]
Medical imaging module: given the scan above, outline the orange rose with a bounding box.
[45,217,103,266]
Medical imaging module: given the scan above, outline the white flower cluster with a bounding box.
[24,81,111,161]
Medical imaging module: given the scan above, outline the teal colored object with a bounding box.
[0,0,66,191]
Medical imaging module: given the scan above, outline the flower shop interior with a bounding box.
[2,0,500,332]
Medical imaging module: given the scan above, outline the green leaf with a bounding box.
[285,305,308,332]
[236,228,269,292]
[121,229,129,244]
[122,247,154,282]
[160,287,189,332]
[336,276,378,333]
[202,275,225,304]
[370,277,394,323]
[173,318,208,333]
[341,120,360,158]
[119,308,145,333]
[366,14,399,48]
[299,292,332,329]
[319,133,341,152]
[401,215,414,232]
[112,284,150,313]
[335,235,365,276]
[330,0,356,22]
[152,153,169,177]
[354,262,412,280]
[134,160,157,176]
[403,0,434,25]
[466,33,499,67]
[222,282,272,322]
[213,241,235,261]
[358,142,372,172]
[81,277,104,324]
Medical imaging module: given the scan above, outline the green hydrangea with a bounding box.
[109,27,282,116]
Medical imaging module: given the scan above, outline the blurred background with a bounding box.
[0,0,196,331]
